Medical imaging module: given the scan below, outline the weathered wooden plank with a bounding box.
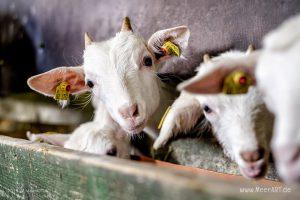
[0,136,298,200]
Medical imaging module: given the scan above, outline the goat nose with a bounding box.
[240,148,265,162]
[119,103,139,119]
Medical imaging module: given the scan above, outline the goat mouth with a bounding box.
[126,121,146,134]
[240,162,267,179]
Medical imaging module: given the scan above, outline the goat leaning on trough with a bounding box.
[27,17,190,158]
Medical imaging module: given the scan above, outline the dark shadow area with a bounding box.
[0,14,36,96]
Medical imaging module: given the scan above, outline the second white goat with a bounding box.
[154,47,274,179]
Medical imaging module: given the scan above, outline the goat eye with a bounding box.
[203,105,213,114]
[86,80,94,88]
[143,56,152,67]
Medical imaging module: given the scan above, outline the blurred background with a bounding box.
[0,0,299,178]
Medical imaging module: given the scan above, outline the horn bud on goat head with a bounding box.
[203,54,210,63]
[85,32,93,48]
[121,17,133,32]
[246,44,254,55]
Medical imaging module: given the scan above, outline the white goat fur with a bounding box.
[255,15,300,183]
[154,50,274,179]
[27,19,190,157]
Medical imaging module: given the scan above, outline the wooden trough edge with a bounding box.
[0,135,299,200]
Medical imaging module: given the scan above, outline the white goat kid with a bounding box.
[257,15,300,184]
[181,15,300,183]
[154,47,274,179]
[27,17,190,157]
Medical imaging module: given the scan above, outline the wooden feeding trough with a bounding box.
[0,135,299,200]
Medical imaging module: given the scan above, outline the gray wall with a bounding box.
[0,0,299,74]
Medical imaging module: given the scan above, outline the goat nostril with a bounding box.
[257,148,265,160]
[106,147,117,156]
[241,149,265,162]
[132,105,139,117]
[119,103,139,119]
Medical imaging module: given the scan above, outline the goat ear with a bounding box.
[147,26,190,63]
[27,66,89,97]
[178,66,256,94]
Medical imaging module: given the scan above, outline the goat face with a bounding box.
[84,31,160,134]
[179,50,273,179]
[83,18,189,134]
[27,17,190,135]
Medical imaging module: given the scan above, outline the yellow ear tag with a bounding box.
[158,106,172,129]
[44,132,56,134]
[54,82,70,101]
[162,41,181,57]
[222,70,253,94]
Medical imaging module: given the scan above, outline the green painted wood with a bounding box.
[0,136,298,200]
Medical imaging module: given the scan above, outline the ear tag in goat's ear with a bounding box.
[54,82,70,101]
[44,132,56,135]
[222,70,253,94]
[158,106,171,129]
[161,41,181,57]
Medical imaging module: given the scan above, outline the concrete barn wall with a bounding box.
[0,0,299,74]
